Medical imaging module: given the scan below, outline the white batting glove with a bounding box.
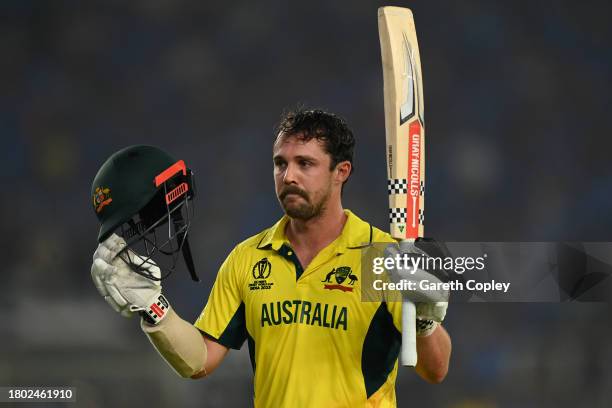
[384,240,450,336]
[91,234,171,324]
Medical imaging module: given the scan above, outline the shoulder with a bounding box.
[234,229,270,251]
[343,209,395,247]
[224,225,275,262]
[369,225,395,244]
[215,227,275,284]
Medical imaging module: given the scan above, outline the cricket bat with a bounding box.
[378,6,426,367]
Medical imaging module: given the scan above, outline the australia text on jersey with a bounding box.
[261,300,348,330]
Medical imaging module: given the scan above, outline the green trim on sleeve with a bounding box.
[216,302,247,350]
[361,302,401,398]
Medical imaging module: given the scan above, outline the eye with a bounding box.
[299,160,312,167]
[274,159,287,169]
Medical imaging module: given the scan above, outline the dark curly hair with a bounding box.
[275,109,355,182]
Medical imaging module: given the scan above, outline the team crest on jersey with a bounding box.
[321,266,357,292]
[249,257,274,291]
[93,186,112,213]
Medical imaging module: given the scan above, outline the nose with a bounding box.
[283,163,298,184]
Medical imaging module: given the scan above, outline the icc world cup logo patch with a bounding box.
[249,258,274,291]
[93,186,112,213]
[321,266,358,292]
[252,258,272,280]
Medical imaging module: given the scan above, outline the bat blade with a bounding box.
[378,6,425,241]
[378,6,426,368]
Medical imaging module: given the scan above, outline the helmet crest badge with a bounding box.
[93,187,113,213]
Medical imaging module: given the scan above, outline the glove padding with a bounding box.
[91,234,164,319]
[384,238,451,323]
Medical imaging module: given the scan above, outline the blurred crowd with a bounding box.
[2,1,611,406]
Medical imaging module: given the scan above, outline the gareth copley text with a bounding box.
[372,278,511,294]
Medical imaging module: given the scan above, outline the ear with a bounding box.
[334,161,352,185]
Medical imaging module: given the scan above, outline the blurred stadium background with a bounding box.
[2,0,611,406]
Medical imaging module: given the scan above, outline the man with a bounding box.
[91,109,451,407]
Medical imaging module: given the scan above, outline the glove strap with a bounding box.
[140,294,171,325]
[416,318,438,337]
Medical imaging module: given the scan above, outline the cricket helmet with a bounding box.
[91,145,199,281]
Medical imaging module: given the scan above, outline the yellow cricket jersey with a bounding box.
[194,210,403,408]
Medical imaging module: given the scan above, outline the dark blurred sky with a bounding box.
[2,1,611,406]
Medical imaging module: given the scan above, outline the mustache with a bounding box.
[279,186,308,201]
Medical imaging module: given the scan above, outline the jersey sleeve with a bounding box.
[194,247,247,350]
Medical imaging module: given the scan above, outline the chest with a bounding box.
[245,251,360,299]
[241,250,372,332]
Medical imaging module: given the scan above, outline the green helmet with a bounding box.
[91,145,198,281]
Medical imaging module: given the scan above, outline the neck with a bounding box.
[285,201,347,252]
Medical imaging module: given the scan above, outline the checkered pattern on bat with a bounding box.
[387,179,425,196]
[389,208,407,223]
[389,208,425,225]
[388,178,407,194]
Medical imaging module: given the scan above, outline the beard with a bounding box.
[278,184,330,220]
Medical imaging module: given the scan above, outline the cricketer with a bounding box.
[90,109,451,407]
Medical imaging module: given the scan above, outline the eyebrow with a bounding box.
[273,154,318,162]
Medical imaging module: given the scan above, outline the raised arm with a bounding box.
[414,324,451,383]
[91,234,231,378]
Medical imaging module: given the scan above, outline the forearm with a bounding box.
[414,324,451,383]
[141,308,208,378]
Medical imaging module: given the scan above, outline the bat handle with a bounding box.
[401,299,418,366]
